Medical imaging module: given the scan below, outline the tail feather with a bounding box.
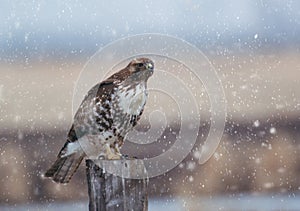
[45,153,84,183]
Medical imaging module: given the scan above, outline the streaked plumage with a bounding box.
[45,58,154,183]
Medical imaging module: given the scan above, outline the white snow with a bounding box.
[269,127,277,134]
[253,120,260,127]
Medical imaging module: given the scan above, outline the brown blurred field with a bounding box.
[0,50,300,204]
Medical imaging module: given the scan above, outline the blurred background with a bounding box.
[1,0,300,210]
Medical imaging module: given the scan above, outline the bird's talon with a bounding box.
[121,154,129,159]
[121,155,137,160]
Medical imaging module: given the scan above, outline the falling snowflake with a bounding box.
[253,120,260,127]
[269,127,277,134]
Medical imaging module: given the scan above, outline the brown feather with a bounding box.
[44,152,84,183]
[45,58,154,183]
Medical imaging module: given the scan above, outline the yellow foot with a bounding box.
[107,153,121,160]
[105,144,122,160]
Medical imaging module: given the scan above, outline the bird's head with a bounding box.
[126,58,154,82]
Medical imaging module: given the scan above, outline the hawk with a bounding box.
[45,58,154,183]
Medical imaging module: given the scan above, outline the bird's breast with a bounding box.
[116,83,147,115]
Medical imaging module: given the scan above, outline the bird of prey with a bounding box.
[45,58,154,183]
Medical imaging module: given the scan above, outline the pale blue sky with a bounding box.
[0,0,299,60]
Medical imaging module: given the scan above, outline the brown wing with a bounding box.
[66,65,131,143]
[67,79,117,142]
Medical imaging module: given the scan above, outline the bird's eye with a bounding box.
[137,63,144,67]
[146,63,153,69]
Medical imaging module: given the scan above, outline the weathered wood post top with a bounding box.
[86,159,149,211]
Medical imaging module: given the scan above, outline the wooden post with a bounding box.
[86,159,148,211]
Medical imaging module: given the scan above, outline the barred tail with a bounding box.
[44,152,84,183]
